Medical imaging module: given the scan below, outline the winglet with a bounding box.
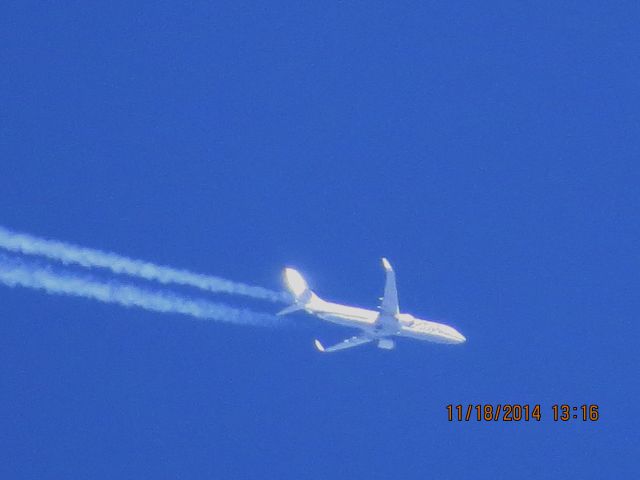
[314,339,325,352]
[382,257,393,272]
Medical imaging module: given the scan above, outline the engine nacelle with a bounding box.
[397,313,415,326]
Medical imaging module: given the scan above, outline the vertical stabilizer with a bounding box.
[277,268,320,315]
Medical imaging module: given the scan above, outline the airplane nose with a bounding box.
[453,330,466,343]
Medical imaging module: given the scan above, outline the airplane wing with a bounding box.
[314,336,373,353]
[379,257,399,315]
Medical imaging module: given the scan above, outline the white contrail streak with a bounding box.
[0,256,282,327]
[0,226,287,303]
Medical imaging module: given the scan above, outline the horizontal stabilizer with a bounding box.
[277,304,304,316]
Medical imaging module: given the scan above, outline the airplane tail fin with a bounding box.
[277,267,321,315]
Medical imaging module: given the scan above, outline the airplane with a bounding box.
[277,258,466,352]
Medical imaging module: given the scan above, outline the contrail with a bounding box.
[0,225,287,303]
[0,255,282,327]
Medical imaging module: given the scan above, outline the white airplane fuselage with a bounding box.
[308,296,466,345]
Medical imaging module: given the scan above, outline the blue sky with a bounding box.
[1,2,638,478]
